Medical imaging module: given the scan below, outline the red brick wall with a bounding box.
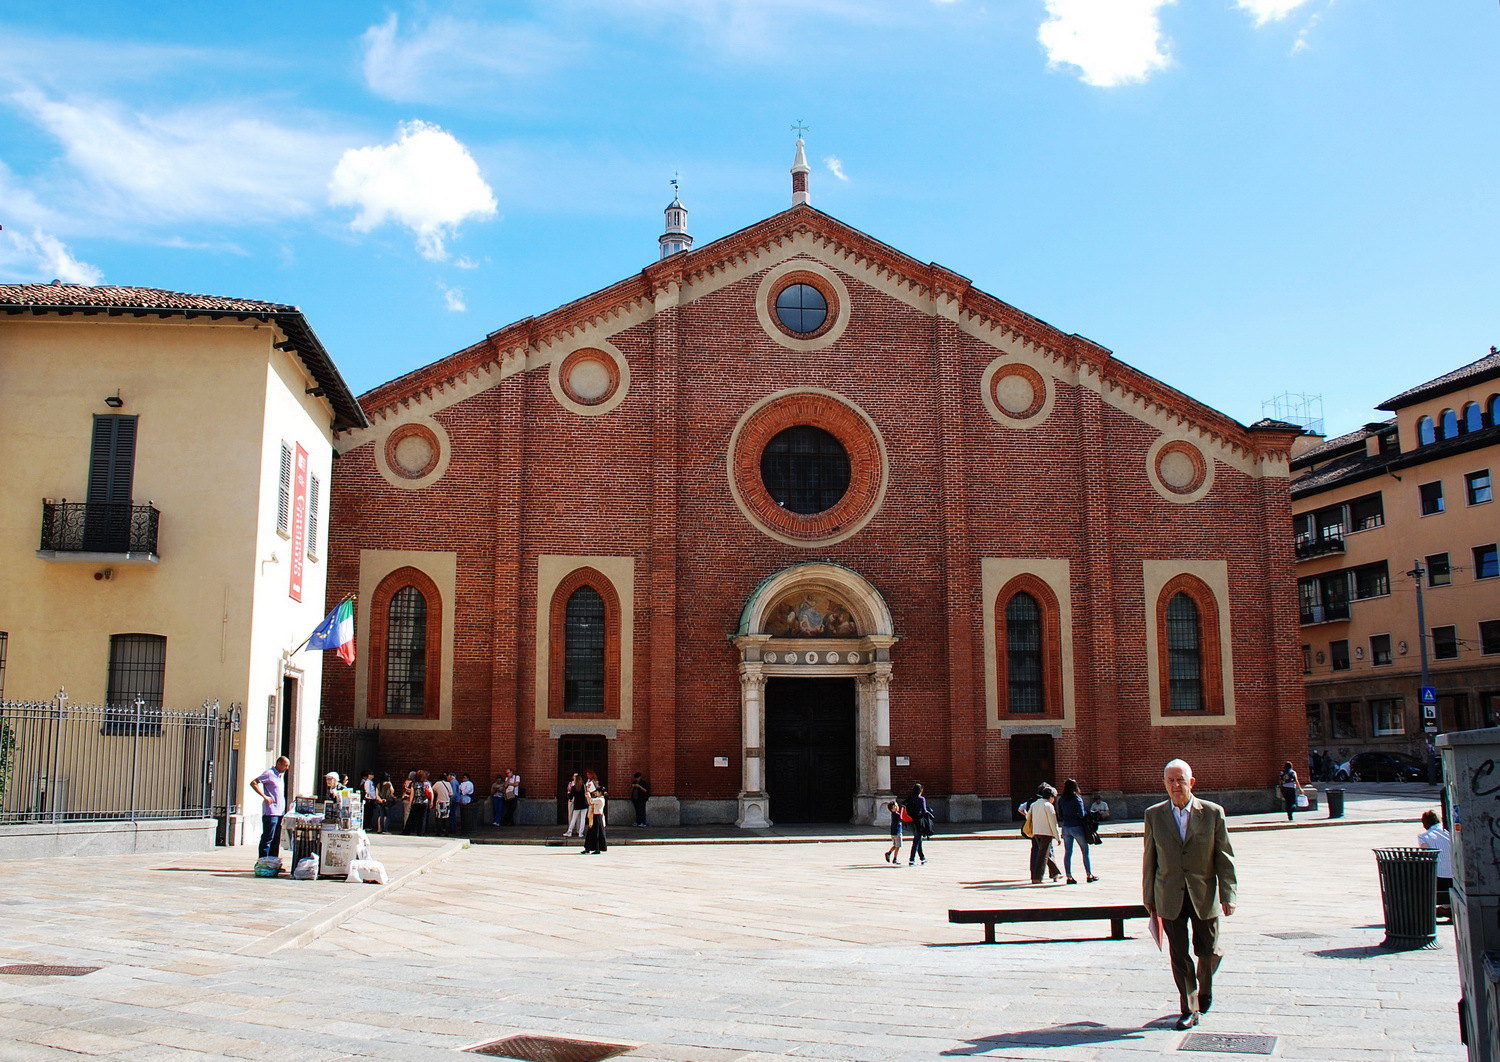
[323,246,1304,810]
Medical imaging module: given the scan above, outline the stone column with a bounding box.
[736,663,771,828]
[873,664,893,795]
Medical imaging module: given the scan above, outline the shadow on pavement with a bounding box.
[1311,944,1397,960]
[942,1021,1154,1053]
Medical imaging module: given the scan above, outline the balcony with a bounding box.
[1300,603,1350,626]
[37,501,160,563]
[1295,535,1346,561]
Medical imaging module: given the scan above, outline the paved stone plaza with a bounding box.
[0,788,1469,1061]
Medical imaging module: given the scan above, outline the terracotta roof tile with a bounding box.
[1379,347,1500,409]
[0,283,294,313]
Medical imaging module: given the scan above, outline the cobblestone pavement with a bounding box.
[0,786,1465,1061]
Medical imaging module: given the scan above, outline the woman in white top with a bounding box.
[1026,783,1063,884]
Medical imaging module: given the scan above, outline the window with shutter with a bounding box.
[276,442,292,535]
[84,415,138,551]
[307,474,321,558]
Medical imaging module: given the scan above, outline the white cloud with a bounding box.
[0,228,103,285]
[1235,0,1316,26]
[360,13,574,103]
[1038,0,1174,88]
[10,87,344,224]
[328,121,498,261]
[825,156,849,181]
[453,256,480,270]
[438,282,467,313]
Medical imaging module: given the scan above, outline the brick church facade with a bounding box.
[323,145,1306,825]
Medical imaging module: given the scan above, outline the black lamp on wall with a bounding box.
[104,391,124,408]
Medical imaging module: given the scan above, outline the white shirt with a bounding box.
[1171,801,1192,841]
[458,779,473,804]
[1418,824,1453,878]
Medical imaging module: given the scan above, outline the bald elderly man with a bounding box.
[1142,758,1237,1030]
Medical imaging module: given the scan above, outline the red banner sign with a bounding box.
[288,444,309,602]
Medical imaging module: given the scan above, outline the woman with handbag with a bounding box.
[904,783,929,866]
[1279,760,1300,821]
[1057,778,1099,884]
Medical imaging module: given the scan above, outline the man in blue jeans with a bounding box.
[250,756,291,858]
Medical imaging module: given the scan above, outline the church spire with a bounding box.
[659,175,692,260]
[790,121,810,206]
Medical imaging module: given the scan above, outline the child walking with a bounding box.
[884,799,904,864]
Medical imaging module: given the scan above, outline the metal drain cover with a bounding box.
[464,1034,634,1061]
[0,964,100,977]
[1180,1032,1277,1054]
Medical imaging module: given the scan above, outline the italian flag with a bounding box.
[308,598,356,664]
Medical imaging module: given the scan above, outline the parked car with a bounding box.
[1334,751,1426,783]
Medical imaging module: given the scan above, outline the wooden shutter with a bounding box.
[87,415,137,505]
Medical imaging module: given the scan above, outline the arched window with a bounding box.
[1005,593,1044,713]
[1464,402,1484,434]
[564,586,605,713]
[1486,393,1500,429]
[384,587,428,716]
[995,575,1063,718]
[1155,574,1224,716]
[367,567,442,719]
[1417,416,1436,446]
[1165,594,1203,712]
[549,568,620,717]
[1441,409,1459,440]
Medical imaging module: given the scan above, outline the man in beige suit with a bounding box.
[1143,758,1237,1030]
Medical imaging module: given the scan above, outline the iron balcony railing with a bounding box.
[38,501,160,557]
[0,693,239,826]
[1300,603,1352,626]
[1294,535,1346,561]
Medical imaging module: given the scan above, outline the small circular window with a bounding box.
[774,283,828,335]
[760,426,850,514]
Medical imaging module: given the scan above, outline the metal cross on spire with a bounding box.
[670,171,680,197]
[791,120,810,139]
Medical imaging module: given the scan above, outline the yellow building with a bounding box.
[0,284,365,848]
[1292,349,1500,776]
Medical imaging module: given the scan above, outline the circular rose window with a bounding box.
[385,423,440,479]
[1148,438,1212,502]
[729,390,886,545]
[774,283,828,335]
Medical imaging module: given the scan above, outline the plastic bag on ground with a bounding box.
[345,858,388,885]
[291,854,320,880]
[253,857,284,878]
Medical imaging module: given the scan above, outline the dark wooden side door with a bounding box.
[556,734,608,824]
[765,676,856,824]
[1009,733,1055,819]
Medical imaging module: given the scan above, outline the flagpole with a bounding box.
[291,592,356,657]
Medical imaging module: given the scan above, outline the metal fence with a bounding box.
[0,692,238,826]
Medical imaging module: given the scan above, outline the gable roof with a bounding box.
[0,283,367,431]
[353,204,1294,462]
[1379,347,1500,411]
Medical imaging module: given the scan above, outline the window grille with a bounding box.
[385,587,427,715]
[104,634,166,735]
[1004,593,1044,713]
[1166,593,1203,711]
[760,426,850,515]
[564,587,605,712]
[774,283,828,334]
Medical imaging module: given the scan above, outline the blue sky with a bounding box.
[1,1,1494,438]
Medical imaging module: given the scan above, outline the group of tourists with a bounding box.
[355,769,478,837]
[1019,779,1108,885]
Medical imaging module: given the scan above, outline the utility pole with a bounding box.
[1409,558,1441,794]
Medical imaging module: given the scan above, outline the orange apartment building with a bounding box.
[1292,349,1500,773]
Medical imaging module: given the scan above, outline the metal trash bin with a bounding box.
[1326,787,1345,819]
[1374,847,1438,950]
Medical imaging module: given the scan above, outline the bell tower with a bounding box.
[659,177,692,259]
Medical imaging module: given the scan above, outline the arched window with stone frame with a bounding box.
[1155,574,1225,716]
[548,568,621,718]
[367,567,442,719]
[995,574,1064,719]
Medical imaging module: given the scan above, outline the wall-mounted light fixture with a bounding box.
[104,391,124,409]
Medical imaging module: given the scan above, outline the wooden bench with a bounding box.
[949,904,1150,943]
